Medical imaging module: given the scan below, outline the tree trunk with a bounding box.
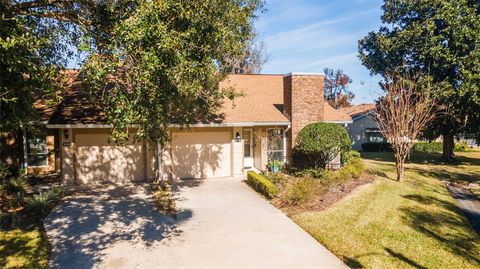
[442,132,455,161]
[395,153,405,181]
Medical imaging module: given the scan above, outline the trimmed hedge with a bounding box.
[247,171,278,199]
[413,142,442,153]
[361,142,392,152]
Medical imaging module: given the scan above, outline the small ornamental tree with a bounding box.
[295,123,351,169]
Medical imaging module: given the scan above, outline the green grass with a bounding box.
[0,226,48,269]
[293,151,480,269]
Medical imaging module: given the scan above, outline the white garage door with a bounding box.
[172,131,231,179]
[75,133,144,184]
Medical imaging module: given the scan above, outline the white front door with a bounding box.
[243,129,254,168]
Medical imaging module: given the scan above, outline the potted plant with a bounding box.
[267,160,283,173]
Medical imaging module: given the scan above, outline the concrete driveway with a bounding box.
[45,177,346,269]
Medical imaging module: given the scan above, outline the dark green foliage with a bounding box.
[361,142,393,152]
[247,171,278,199]
[342,150,361,164]
[358,0,480,159]
[413,142,443,153]
[1,177,27,196]
[413,141,470,153]
[295,123,351,169]
[82,0,263,145]
[25,188,62,219]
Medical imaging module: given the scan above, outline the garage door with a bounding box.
[75,133,144,184]
[172,131,231,179]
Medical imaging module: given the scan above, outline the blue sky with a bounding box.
[255,0,384,104]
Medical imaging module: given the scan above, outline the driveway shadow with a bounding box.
[45,184,192,268]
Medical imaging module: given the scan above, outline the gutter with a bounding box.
[46,121,291,129]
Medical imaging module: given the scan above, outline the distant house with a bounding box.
[341,104,386,151]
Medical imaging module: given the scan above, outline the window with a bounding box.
[267,129,284,162]
[27,134,48,167]
[366,129,386,143]
[243,129,252,157]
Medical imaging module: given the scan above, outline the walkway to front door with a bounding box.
[45,177,346,268]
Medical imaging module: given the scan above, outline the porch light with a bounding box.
[63,129,69,139]
[235,132,241,142]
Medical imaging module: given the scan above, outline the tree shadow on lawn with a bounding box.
[362,151,480,167]
[400,194,480,265]
[0,226,48,268]
[342,248,428,269]
[44,184,193,268]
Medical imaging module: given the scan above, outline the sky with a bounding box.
[254,0,385,104]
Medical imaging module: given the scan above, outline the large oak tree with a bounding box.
[358,0,480,161]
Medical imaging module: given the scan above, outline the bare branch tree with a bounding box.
[373,72,438,181]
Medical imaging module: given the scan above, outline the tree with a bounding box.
[323,68,355,108]
[359,0,480,161]
[82,0,263,145]
[295,123,351,169]
[1,0,134,131]
[228,34,269,74]
[373,73,437,181]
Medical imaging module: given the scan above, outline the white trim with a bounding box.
[46,121,291,129]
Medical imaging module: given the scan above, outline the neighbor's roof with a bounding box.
[341,103,376,118]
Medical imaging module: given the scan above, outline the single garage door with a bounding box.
[172,131,231,179]
[75,133,144,184]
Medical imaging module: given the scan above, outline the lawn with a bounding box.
[0,226,48,269]
[293,151,480,269]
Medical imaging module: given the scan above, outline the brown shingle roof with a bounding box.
[37,72,352,125]
[341,103,376,118]
[323,102,352,122]
[219,74,288,123]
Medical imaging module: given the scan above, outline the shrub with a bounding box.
[247,171,278,199]
[295,123,351,169]
[361,142,392,152]
[342,150,361,164]
[26,188,62,218]
[454,141,469,152]
[413,142,442,153]
[283,178,325,206]
[265,173,288,189]
[292,168,325,179]
[0,164,10,182]
[2,177,27,196]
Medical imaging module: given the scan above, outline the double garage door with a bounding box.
[74,131,231,183]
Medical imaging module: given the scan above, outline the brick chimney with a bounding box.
[283,73,325,164]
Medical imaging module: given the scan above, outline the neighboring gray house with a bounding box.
[341,104,386,151]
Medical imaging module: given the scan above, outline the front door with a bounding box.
[243,129,254,168]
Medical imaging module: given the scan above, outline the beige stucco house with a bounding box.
[4,72,351,185]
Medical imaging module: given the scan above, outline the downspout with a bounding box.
[157,142,163,182]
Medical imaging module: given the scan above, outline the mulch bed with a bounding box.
[278,173,374,216]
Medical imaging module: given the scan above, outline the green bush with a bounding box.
[2,177,27,195]
[265,173,289,189]
[413,142,443,153]
[295,123,351,168]
[454,141,469,152]
[292,168,325,179]
[247,171,278,199]
[283,178,325,206]
[0,164,10,182]
[361,142,392,152]
[26,188,62,218]
[342,150,361,164]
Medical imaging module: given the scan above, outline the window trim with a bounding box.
[266,128,285,163]
[26,134,49,168]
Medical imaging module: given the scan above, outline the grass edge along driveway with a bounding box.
[293,151,480,269]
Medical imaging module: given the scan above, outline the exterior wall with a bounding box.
[346,115,379,151]
[232,127,243,176]
[284,74,324,164]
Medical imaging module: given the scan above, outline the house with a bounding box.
[2,72,352,185]
[341,104,386,151]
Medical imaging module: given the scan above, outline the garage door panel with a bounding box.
[172,132,231,179]
[76,134,144,184]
